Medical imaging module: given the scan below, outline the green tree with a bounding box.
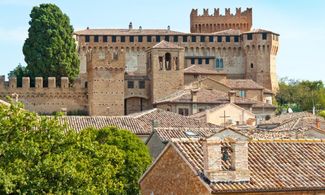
[22,3,79,84]
[0,100,151,194]
[7,63,28,87]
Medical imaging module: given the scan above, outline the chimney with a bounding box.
[139,26,142,32]
[151,120,159,131]
[191,89,199,114]
[228,90,236,103]
[167,25,170,32]
[201,135,250,182]
[129,22,133,30]
[316,118,320,129]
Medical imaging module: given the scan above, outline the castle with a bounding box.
[0,8,279,116]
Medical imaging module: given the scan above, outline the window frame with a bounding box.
[127,81,134,88]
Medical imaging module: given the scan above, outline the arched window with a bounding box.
[251,63,254,68]
[158,56,163,70]
[165,53,171,70]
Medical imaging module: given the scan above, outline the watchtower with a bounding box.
[147,40,185,103]
[86,48,125,116]
[190,8,252,33]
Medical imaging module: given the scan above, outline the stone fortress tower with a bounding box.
[86,48,125,116]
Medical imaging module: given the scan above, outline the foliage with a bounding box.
[276,77,325,113]
[7,63,28,87]
[22,3,79,84]
[0,100,151,194]
[319,110,325,119]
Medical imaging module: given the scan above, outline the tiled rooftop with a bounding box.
[129,108,218,129]
[74,28,184,35]
[184,65,225,75]
[52,116,151,135]
[220,79,265,90]
[172,138,325,193]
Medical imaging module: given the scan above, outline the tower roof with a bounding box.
[152,40,182,49]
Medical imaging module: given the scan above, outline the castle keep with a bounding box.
[0,8,279,116]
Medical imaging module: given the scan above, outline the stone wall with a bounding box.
[0,76,87,114]
[140,145,210,195]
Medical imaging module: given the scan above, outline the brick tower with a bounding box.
[190,8,252,33]
[86,48,125,115]
[147,40,185,103]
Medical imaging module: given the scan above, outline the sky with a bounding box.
[0,0,324,82]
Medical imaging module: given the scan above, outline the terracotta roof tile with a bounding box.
[152,40,182,49]
[184,65,225,75]
[221,79,265,90]
[172,139,325,192]
[52,116,151,135]
[74,28,184,35]
[129,108,218,128]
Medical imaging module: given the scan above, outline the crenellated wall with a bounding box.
[190,8,252,33]
[0,76,88,114]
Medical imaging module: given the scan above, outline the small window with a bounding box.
[221,145,233,171]
[178,108,189,116]
[139,80,145,89]
[198,58,202,65]
[173,35,178,42]
[85,35,90,42]
[215,58,224,69]
[217,36,222,42]
[138,35,143,42]
[147,36,152,42]
[247,33,253,40]
[262,33,267,40]
[251,63,254,68]
[94,35,99,42]
[156,35,160,42]
[127,81,134,88]
[191,58,195,64]
[103,36,108,42]
[234,36,239,42]
[120,36,125,42]
[239,90,246,97]
[182,36,187,42]
[84,81,88,88]
[209,36,214,42]
[191,36,196,42]
[112,36,116,42]
[205,58,210,64]
[165,35,169,41]
[200,36,205,42]
[129,36,134,42]
[226,36,230,42]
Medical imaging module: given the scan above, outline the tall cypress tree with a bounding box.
[23,4,79,84]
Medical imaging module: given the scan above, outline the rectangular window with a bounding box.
[200,36,205,42]
[147,36,152,42]
[120,36,125,42]
[234,36,239,42]
[215,58,224,69]
[103,36,108,42]
[198,58,202,65]
[247,33,253,40]
[139,80,145,89]
[221,145,233,170]
[138,35,143,42]
[262,33,267,40]
[129,36,134,42]
[205,58,210,64]
[191,36,196,42]
[182,35,187,42]
[226,36,230,42]
[112,36,116,42]
[85,35,90,42]
[165,35,169,41]
[209,36,214,42]
[127,81,134,88]
[173,35,178,42]
[94,35,99,42]
[191,58,195,64]
[217,36,222,42]
[156,35,160,42]
[178,108,189,116]
[239,90,246,97]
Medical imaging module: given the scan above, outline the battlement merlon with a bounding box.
[0,76,82,89]
[190,7,252,17]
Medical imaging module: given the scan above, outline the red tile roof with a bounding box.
[172,139,325,193]
[184,65,225,75]
[221,79,265,90]
[74,28,184,35]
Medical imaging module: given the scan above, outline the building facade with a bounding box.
[0,8,279,116]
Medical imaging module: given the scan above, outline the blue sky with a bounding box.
[0,0,324,82]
